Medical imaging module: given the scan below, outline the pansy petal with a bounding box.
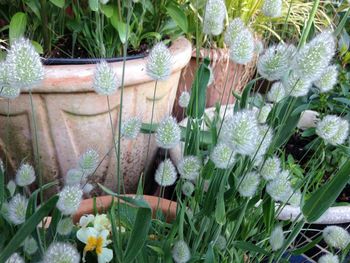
[77,227,98,243]
[99,230,110,246]
[98,247,113,263]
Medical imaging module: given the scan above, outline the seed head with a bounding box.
[314,65,338,93]
[257,44,296,81]
[254,40,264,55]
[65,168,85,186]
[257,104,273,124]
[323,226,350,250]
[15,163,36,187]
[177,155,201,181]
[318,254,339,263]
[267,82,286,103]
[155,159,177,187]
[215,235,227,251]
[262,0,283,17]
[146,42,172,80]
[238,172,260,197]
[266,174,293,203]
[5,253,24,263]
[93,60,120,95]
[172,240,191,263]
[229,29,255,65]
[121,116,142,139]
[8,194,28,225]
[316,115,349,146]
[0,61,20,99]
[289,190,301,207]
[282,71,312,97]
[260,155,281,181]
[23,236,38,255]
[57,217,74,236]
[79,149,99,174]
[43,242,80,263]
[182,181,195,197]
[179,91,190,108]
[270,225,284,251]
[224,18,245,46]
[254,125,273,158]
[155,116,181,149]
[203,0,227,36]
[56,185,83,215]
[83,183,94,194]
[6,38,44,90]
[210,142,236,169]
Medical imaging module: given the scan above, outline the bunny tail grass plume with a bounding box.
[15,163,36,186]
[214,235,227,251]
[79,149,99,174]
[210,142,235,169]
[203,0,227,36]
[65,168,85,186]
[8,194,28,225]
[0,61,20,99]
[229,29,255,65]
[323,226,350,250]
[155,159,177,187]
[172,240,191,263]
[270,225,285,251]
[238,172,260,197]
[155,116,181,149]
[146,42,172,80]
[267,82,286,103]
[318,254,339,263]
[179,91,190,108]
[224,18,245,46]
[282,71,312,97]
[257,44,296,81]
[6,38,44,90]
[293,31,335,82]
[289,190,302,207]
[257,104,273,124]
[266,171,293,203]
[177,155,201,181]
[260,155,281,181]
[254,125,273,158]
[316,115,349,146]
[121,116,142,139]
[221,109,259,156]
[262,0,283,17]
[23,236,38,255]
[314,65,338,93]
[57,217,74,236]
[43,242,80,263]
[93,60,120,95]
[182,181,195,197]
[57,185,83,215]
[5,253,24,263]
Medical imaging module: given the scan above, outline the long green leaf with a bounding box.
[0,196,58,262]
[232,241,270,256]
[9,12,27,44]
[49,0,65,8]
[0,165,4,210]
[166,2,188,33]
[302,160,350,222]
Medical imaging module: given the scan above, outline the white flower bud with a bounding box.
[229,29,255,65]
[210,142,235,169]
[57,217,74,236]
[203,0,227,36]
[23,236,38,255]
[5,253,24,263]
[182,181,195,197]
[238,172,260,197]
[314,65,338,93]
[0,61,20,99]
[318,254,339,263]
[262,0,283,17]
[270,225,284,251]
[79,149,99,174]
[282,71,312,97]
[316,115,349,146]
[43,242,80,263]
[260,155,281,181]
[146,42,172,80]
[8,194,28,225]
[93,60,120,95]
[224,18,245,46]
[155,159,177,187]
[155,116,181,149]
[65,168,85,186]
[172,240,191,263]
[179,91,190,108]
[267,82,286,103]
[15,163,36,187]
[121,116,142,139]
[323,226,350,250]
[57,185,83,215]
[177,156,201,181]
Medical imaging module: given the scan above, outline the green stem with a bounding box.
[298,0,320,48]
[39,0,50,54]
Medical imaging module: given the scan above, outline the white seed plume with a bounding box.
[323,226,350,250]
[93,60,120,95]
[224,18,245,46]
[262,0,283,17]
[254,125,273,158]
[255,40,264,55]
[229,29,255,65]
[43,242,80,263]
[155,116,181,149]
[155,159,177,187]
[121,116,142,139]
[238,172,260,197]
[267,82,286,103]
[8,194,28,225]
[316,115,349,146]
[282,71,312,97]
[6,38,44,90]
[314,65,338,93]
[289,190,302,207]
[172,240,191,263]
[318,254,339,263]
[146,42,172,80]
[215,235,227,251]
[266,172,293,203]
[293,31,335,82]
[257,44,296,81]
[260,155,281,181]
[5,253,24,263]
[79,149,99,174]
[65,168,85,186]
[56,185,83,215]
[257,104,273,124]
[0,61,20,99]
[23,236,38,255]
[177,155,201,181]
[210,142,235,169]
[83,183,94,194]
[221,110,259,156]
[57,217,74,236]
[203,0,227,36]
[15,163,36,187]
[270,225,284,251]
[182,181,195,197]
[179,91,191,108]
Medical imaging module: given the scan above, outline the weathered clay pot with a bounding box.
[73,195,177,223]
[0,38,191,195]
[173,48,256,120]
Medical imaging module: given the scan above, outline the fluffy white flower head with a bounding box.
[314,65,338,93]
[203,0,227,36]
[23,236,38,255]
[155,159,177,187]
[318,254,339,263]
[224,18,245,46]
[257,44,296,81]
[177,156,201,181]
[215,235,227,251]
[172,240,191,263]
[57,185,83,215]
[267,82,286,103]
[155,116,181,149]
[257,104,273,124]
[57,217,74,236]
[283,71,312,97]
[5,253,24,263]
[65,168,85,186]
[238,172,260,197]
[121,116,142,139]
[179,91,190,108]
[229,29,255,65]
[182,181,195,197]
[316,115,349,146]
[6,38,44,90]
[262,0,283,17]
[43,242,80,263]
[79,149,99,174]
[210,142,235,169]
[266,172,293,203]
[15,163,36,186]
[93,60,120,95]
[323,226,350,250]
[146,42,172,80]
[221,110,259,156]
[0,61,20,99]
[8,194,28,225]
[253,125,273,158]
[260,155,281,181]
[270,225,284,251]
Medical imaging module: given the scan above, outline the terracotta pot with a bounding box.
[173,48,256,120]
[73,195,177,223]
[0,38,192,195]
